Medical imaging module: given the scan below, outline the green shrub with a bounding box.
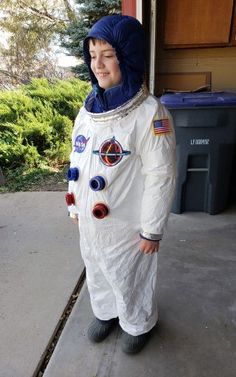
[0,143,27,168]
[0,90,36,123]
[25,78,91,120]
[19,106,54,154]
[50,113,73,142]
[0,123,22,144]
[0,103,12,120]
[0,77,90,174]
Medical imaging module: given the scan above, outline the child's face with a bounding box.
[89,39,122,90]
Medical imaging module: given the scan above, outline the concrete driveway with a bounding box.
[0,192,84,377]
[43,208,236,377]
[1,191,236,377]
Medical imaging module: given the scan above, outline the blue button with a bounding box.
[67,167,79,181]
[89,176,106,191]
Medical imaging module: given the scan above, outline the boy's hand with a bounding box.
[69,213,79,224]
[140,239,160,255]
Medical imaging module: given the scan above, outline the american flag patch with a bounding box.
[153,118,172,135]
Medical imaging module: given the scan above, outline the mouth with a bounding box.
[96,72,109,78]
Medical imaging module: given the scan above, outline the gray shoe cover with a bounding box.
[121,331,151,354]
[87,317,118,343]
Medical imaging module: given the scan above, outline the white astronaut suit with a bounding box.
[67,15,176,336]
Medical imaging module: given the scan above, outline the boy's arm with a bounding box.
[137,102,176,245]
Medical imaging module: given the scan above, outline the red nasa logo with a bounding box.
[93,137,131,167]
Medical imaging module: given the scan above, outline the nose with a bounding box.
[94,55,104,69]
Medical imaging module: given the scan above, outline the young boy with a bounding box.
[66,14,176,354]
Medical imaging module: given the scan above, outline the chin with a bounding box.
[99,83,110,90]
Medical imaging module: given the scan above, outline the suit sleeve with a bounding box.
[137,101,176,241]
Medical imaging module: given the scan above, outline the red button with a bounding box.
[65,192,75,206]
[92,203,109,219]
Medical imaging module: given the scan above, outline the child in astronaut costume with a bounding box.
[66,15,176,354]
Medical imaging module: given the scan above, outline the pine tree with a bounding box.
[61,0,121,81]
[0,0,77,87]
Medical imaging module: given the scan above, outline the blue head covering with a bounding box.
[83,15,146,113]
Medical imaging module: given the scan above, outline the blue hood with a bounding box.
[83,15,146,113]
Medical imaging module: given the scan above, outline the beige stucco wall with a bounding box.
[157,47,236,91]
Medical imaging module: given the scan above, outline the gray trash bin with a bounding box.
[160,91,236,214]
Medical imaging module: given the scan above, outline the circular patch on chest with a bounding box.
[74,135,90,153]
[93,137,131,167]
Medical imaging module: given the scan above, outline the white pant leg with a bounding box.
[84,256,118,320]
[80,222,158,334]
[101,250,159,336]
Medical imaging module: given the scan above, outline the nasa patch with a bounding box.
[74,135,90,153]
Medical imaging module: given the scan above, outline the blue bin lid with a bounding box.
[160,91,236,108]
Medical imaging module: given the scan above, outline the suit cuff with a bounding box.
[140,231,163,241]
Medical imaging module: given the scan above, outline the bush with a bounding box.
[0,78,90,176]
[0,143,26,168]
[0,90,36,123]
[25,78,90,120]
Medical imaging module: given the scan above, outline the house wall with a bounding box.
[121,0,236,92]
[155,0,236,93]
[157,46,236,92]
[122,0,136,17]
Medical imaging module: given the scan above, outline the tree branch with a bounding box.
[18,0,68,24]
[62,0,77,22]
